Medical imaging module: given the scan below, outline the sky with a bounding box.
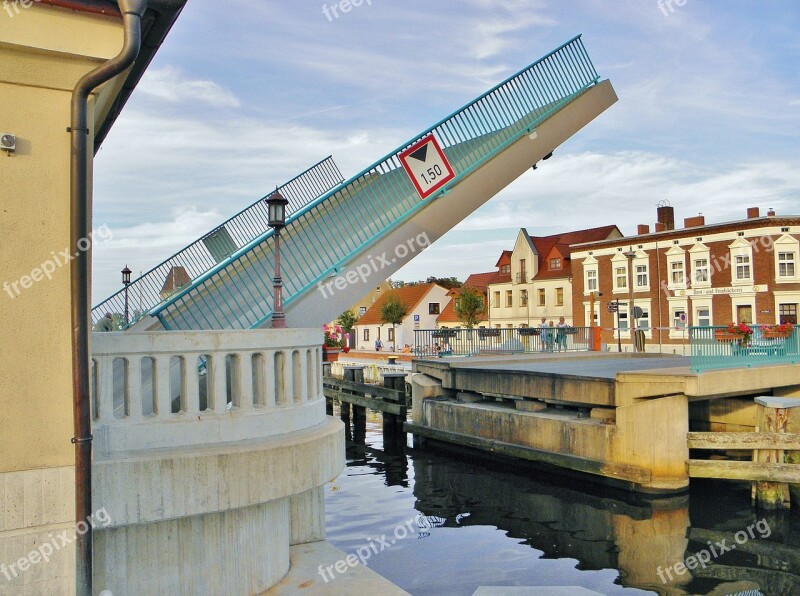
[91,0,800,302]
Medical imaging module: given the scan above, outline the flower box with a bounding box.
[518,328,540,336]
[763,330,792,339]
[714,331,738,342]
[478,329,501,338]
[322,347,341,362]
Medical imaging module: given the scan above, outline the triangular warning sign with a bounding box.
[409,144,429,163]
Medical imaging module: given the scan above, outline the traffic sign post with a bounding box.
[399,135,456,199]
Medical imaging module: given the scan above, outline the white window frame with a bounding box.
[689,243,711,289]
[586,269,598,292]
[773,235,800,283]
[735,254,751,282]
[778,252,796,278]
[665,246,687,291]
[729,238,753,286]
[636,264,649,290]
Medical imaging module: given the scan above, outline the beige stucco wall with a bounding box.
[0,6,122,473]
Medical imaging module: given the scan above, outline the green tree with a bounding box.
[337,309,358,333]
[454,288,484,328]
[426,276,462,290]
[380,294,408,347]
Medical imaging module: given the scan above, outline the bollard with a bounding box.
[383,372,407,436]
[342,366,364,429]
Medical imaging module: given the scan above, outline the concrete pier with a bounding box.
[408,352,800,494]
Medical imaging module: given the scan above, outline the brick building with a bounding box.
[570,205,800,353]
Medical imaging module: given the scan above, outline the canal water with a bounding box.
[325,413,800,596]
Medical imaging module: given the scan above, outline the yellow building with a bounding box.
[0,1,185,591]
[487,226,621,327]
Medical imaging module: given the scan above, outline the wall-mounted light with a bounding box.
[0,133,16,155]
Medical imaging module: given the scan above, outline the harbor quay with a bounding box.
[406,352,800,497]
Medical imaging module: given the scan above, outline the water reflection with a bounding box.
[325,413,800,595]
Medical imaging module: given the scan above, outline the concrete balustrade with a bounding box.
[91,329,325,456]
[87,329,345,593]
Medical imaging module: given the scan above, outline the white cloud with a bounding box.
[136,67,240,108]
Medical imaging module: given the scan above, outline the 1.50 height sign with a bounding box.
[399,135,456,199]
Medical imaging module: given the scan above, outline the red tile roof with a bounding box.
[530,225,620,280]
[464,271,510,293]
[436,287,487,324]
[357,283,438,326]
[494,250,512,268]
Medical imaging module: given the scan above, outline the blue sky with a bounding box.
[92,0,800,301]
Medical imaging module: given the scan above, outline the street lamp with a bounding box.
[623,248,637,352]
[267,189,289,329]
[121,265,132,325]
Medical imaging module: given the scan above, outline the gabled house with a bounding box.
[354,282,450,350]
[488,225,622,327]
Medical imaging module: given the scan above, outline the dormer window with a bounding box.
[550,258,561,270]
[500,264,510,274]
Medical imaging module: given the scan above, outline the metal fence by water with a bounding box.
[414,326,593,357]
[91,156,343,328]
[690,326,800,372]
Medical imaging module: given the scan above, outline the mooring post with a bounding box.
[342,366,365,430]
[754,396,800,510]
[383,372,407,436]
[322,362,334,414]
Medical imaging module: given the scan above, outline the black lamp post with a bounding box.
[267,189,289,328]
[121,265,132,325]
[623,248,637,352]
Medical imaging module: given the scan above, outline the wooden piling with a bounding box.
[754,397,800,510]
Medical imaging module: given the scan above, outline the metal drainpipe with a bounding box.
[69,1,146,593]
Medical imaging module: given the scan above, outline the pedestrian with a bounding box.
[556,316,568,351]
[375,338,383,352]
[95,312,114,332]
[538,317,548,351]
[546,320,556,352]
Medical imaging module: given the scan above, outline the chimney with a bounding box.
[767,208,776,217]
[684,215,705,228]
[654,222,666,232]
[747,207,760,219]
[657,205,675,231]
[637,224,650,235]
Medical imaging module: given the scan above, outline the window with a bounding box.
[550,258,561,270]
[636,265,648,288]
[615,266,627,289]
[780,303,798,324]
[388,328,395,342]
[428,303,440,315]
[735,255,751,280]
[537,288,546,306]
[778,252,796,278]
[673,310,686,329]
[363,329,369,341]
[636,306,650,330]
[696,307,711,327]
[358,306,367,316]
[506,291,513,307]
[619,309,629,331]
[520,259,526,276]
[520,290,528,306]
[693,259,709,284]
[586,269,598,292]
[671,261,684,285]
[493,291,500,308]
[556,287,564,306]
[501,264,510,274]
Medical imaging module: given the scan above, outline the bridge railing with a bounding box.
[152,35,602,331]
[689,325,800,372]
[91,156,344,328]
[413,326,593,357]
[90,329,325,456]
